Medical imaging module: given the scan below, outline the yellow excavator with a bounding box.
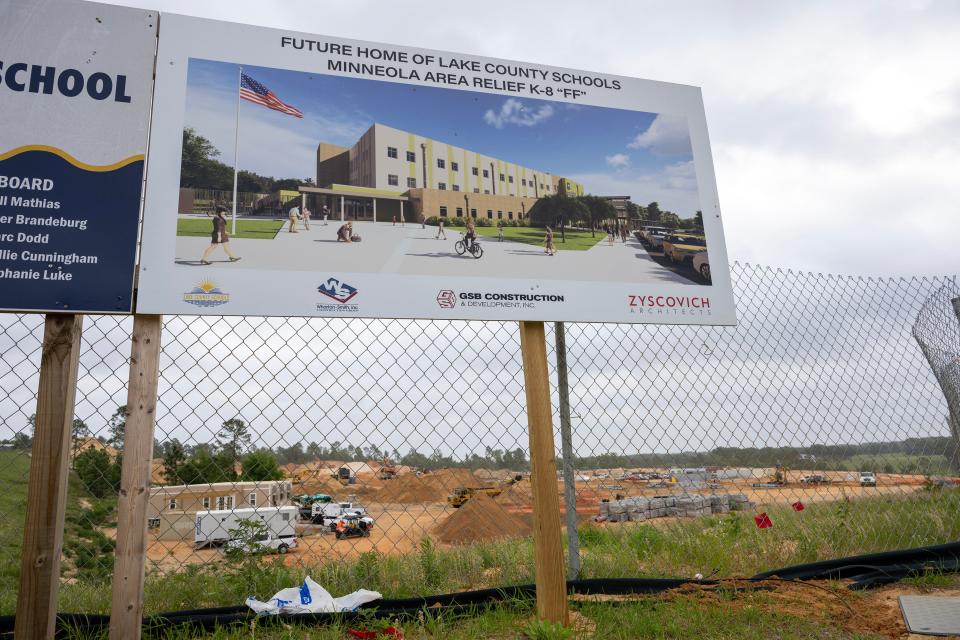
[447,486,503,508]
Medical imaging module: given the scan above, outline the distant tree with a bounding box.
[178,448,236,485]
[9,432,32,450]
[216,418,252,462]
[694,210,704,230]
[180,128,233,190]
[306,442,323,460]
[580,195,617,236]
[660,212,681,229]
[106,405,127,450]
[645,202,662,222]
[240,450,283,481]
[276,442,309,465]
[161,439,187,484]
[74,448,120,498]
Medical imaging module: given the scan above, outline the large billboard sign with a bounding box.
[0,0,156,313]
[136,14,736,324]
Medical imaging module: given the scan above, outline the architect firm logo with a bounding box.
[436,290,456,309]
[318,277,358,303]
[183,280,230,308]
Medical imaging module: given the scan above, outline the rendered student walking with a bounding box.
[435,218,447,239]
[544,226,556,256]
[497,220,504,241]
[200,208,241,264]
[288,204,300,233]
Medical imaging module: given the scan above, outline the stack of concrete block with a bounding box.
[626,497,650,522]
[607,501,629,522]
[674,494,710,517]
[598,501,611,519]
[728,494,751,511]
[709,494,731,514]
[647,496,673,518]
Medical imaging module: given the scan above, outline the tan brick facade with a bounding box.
[407,188,538,222]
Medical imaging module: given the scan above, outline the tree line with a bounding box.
[527,193,702,232]
[180,127,314,194]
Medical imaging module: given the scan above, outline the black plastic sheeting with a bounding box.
[752,540,960,590]
[2,541,958,637]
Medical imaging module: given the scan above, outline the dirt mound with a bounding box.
[375,468,490,504]
[375,473,444,503]
[433,493,532,544]
[495,481,533,507]
[425,468,486,490]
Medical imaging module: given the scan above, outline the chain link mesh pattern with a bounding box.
[1,264,958,606]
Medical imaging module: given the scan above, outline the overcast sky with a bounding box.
[110,0,960,277]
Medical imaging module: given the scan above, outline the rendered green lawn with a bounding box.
[445,225,604,251]
[176,218,284,240]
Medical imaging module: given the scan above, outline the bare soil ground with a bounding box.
[145,468,936,572]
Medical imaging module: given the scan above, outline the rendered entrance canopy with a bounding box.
[0,0,156,313]
[136,13,736,325]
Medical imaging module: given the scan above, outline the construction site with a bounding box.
[142,462,940,571]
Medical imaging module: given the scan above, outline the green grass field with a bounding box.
[176,218,285,240]
[443,225,604,251]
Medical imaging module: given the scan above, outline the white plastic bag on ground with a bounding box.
[246,576,381,615]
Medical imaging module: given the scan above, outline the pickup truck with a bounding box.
[859,472,877,487]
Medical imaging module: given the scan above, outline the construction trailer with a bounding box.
[194,505,297,548]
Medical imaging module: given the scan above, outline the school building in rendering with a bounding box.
[299,123,584,223]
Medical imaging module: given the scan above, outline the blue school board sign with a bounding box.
[0,0,156,313]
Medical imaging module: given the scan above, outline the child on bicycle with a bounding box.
[464,218,477,250]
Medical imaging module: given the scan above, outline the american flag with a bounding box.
[239,72,303,118]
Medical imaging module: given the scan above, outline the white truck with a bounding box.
[310,501,366,525]
[194,505,297,549]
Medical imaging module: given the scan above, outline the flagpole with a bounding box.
[231,66,242,236]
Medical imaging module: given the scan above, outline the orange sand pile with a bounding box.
[375,468,487,503]
[432,493,532,544]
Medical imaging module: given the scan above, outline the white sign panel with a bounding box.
[137,14,735,325]
[0,0,156,313]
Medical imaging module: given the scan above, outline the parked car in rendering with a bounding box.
[859,471,877,487]
[639,226,670,245]
[692,251,710,282]
[647,230,670,251]
[662,235,708,263]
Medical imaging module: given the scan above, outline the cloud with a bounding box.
[605,153,630,169]
[483,98,555,129]
[628,114,693,155]
[572,160,700,217]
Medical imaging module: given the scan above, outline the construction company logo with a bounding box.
[627,294,711,316]
[436,290,456,309]
[183,280,230,308]
[443,290,565,309]
[317,277,359,313]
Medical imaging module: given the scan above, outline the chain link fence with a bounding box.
[1,263,958,612]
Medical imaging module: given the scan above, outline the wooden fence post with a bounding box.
[15,314,84,640]
[109,315,163,640]
[519,320,568,624]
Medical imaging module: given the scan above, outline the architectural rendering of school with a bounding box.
[299,123,585,223]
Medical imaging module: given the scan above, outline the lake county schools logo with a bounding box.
[183,281,230,308]
[318,277,358,303]
[436,290,456,309]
